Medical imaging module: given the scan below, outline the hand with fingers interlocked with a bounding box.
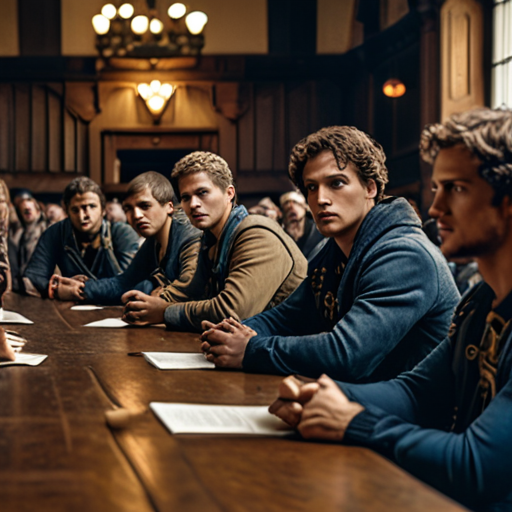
[199,317,257,369]
[121,290,169,326]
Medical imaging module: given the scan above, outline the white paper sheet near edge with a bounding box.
[71,305,104,311]
[143,352,215,370]
[84,318,128,328]
[150,402,293,436]
[0,353,48,367]
[0,309,34,324]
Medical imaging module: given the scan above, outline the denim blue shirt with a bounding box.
[341,282,512,512]
[83,210,201,304]
[24,218,139,297]
[243,197,460,382]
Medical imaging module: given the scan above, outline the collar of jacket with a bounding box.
[201,204,248,291]
[64,218,112,252]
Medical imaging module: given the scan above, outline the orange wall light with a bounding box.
[137,80,175,123]
[382,79,406,98]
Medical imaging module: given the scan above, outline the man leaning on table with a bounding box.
[270,108,512,512]
[200,125,459,382]
[51,171,202,304]
[122,151,307,331]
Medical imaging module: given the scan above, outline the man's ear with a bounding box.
[167,201,174,216]
[226,185,236,203]
[366,179,377,200]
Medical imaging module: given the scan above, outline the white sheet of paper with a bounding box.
[71,305,104,311]
[150,402,293,436]
[84,318,128,328]
[143,352,215,370]
[0,353,48,367]
[0,309,34,324]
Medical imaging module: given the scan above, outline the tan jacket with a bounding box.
[162,214,308,332]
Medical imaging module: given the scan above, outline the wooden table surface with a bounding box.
[0,293,467,512]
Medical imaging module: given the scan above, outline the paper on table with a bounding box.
[143,352,215,370]
[84,318,128,328]
[0,353,48,367]
[0,309,34,325]
[71,305,105,311]
[150,402,293,436]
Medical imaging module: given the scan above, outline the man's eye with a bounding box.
[453,185,464,193]
[199,190,208,196]
[181,196,190,202]
[331,179,344,188]
[306,184,317,192]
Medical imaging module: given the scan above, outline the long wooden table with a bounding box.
[0,293,467,512]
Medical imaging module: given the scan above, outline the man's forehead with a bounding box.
[70,192,101,205]
[124,189,155,205]
[179,171,217,192]
[432,146,481,181]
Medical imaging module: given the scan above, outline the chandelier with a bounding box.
[92,1,208,59]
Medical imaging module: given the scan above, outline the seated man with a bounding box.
[53,172,201,304]
[23,177,139,298]
[200,126,459,382]
[122,151,307,331]
[269,108,512,512]
[280,190,324,258]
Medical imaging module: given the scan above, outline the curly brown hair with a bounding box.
[171,151,234,200]
[420,107,512,204]
[288,126,389,201]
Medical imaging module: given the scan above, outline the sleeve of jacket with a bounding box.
[158,239,201,303]
[83,238,153,305]
[22,224,60,297]
[110,222,140,272]
[243,278,325,338]
[163,227,294,332]
[242,239,447,379]
[342,341,512,509]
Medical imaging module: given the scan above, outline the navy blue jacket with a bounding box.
[83,211,201,304]
[24,218,139,297]
[243,197,460,382]
[341,282,512,512]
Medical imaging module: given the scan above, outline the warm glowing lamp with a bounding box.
[131,15,149,35]
[382,79,406,98]
[185,11,208,35]
[149,18,164,34]
[137,81,176,123]
[101,4,117,20]
[118,3,135,19]
[92,14,110,35]
[168,3,187,19]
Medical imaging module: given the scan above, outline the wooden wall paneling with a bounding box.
[14,84,30,172]
[0,84,13,172]
[255,83,280,171]
[76,120,87,175]
[273,83,287,171]
[47,85,63,172]
[311,79,343,132]
[64,109,77,172]
[237,84,255,172]
[31,85,47,172]
[286,81,312,153]
[441,0,484,120]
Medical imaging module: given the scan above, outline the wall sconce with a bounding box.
[137,80,175,123]
[382,79,406,98]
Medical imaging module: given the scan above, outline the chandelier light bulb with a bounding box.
[118,3,135,19]
[150,80,162,92]
[137,83,151,100]
[168,3,187,19]
[92,14,110,35]
[185,11,208,35]
[101,3,117,20]
[148,96,165,113]
[149,18,164,34]
[159,83,174,99]
[131,15,149,34]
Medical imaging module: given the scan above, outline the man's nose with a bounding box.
[428,190,445,219]
[133,207,143,219]
[190,196,201,208]
[317,186,331,205]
